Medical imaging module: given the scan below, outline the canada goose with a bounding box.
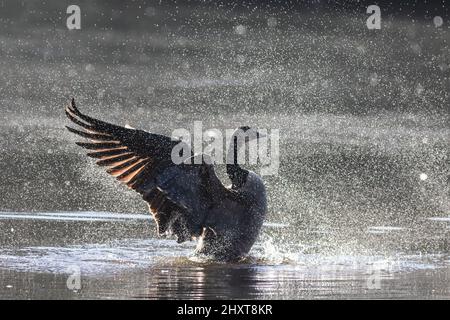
[64,99,267,261]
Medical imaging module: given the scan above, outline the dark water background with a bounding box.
[0,1,448,299]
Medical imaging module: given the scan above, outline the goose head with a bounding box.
[226,126,266,189]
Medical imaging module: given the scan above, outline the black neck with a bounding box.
[227,135,248,189]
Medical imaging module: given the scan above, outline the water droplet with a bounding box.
[438,63,448,72]
[267,17,277,28]
[236,54,246,65]
[234,25,247,35]
[433,16,443,28]
[85,64,95,72]
[147,87,155,95]
[68,69,77,77]
[415,84,424,95]
[97,89,106,99]
[369,73,379,86]
[181,61,190,70]
[410,43,421,55]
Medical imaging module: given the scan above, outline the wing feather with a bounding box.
[75,142,121,149]
[65,98,230,243]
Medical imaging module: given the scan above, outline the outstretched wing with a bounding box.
[65,98,227,242]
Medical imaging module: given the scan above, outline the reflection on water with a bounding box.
[0,231,449,299]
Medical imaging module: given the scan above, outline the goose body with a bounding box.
[65,99,267,261]
[196,171,267,260]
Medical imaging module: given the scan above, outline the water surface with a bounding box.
[0,212,448,299]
